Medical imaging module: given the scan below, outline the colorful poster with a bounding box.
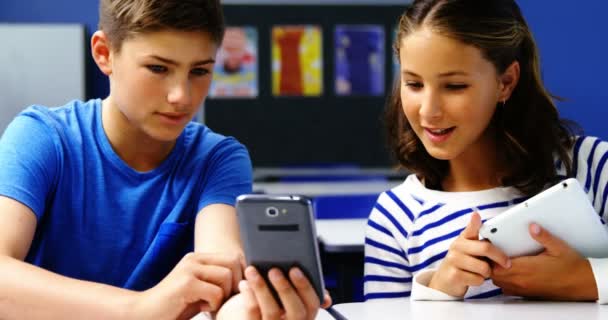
[210,26,258,98]
[272,25,323,97]
[335,25,385,96]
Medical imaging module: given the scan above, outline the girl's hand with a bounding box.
[429,212,511,297]
[491,223,597,300]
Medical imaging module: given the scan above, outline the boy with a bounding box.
[0,1,327,319]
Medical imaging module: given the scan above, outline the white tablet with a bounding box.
[479,178,608,258]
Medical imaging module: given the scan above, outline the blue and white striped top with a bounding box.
[364,136,608,301]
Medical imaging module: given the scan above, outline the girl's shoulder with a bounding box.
[377,175,428,208]
[565,135,608,182]
[571,135,607,155]
[563,135,608,173]
[377,174,525,222]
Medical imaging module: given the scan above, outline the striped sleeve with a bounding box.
[363,191,415,300]
[571,136,608,220]
[570,136,608,304]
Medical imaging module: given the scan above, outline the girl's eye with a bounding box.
[191,68,210,76]
[147,65,168,74]
[405,82,423,89]
[446,84,468,90]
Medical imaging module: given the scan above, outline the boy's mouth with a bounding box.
[156,112,190,124]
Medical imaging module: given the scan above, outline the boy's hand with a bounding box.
[491,223,597,301]
[216,266,332,320]
[429,212,511,297]
[132,252,244,319]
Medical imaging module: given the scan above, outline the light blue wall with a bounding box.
[1,0,606,138]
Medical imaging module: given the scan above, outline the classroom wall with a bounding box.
[0,24,86,133]
[517,1,608,139]
[1,0,606,139]
[0,0,103,101]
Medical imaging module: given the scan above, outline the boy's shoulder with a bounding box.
[20,99,99,124]
[181,120,249,157]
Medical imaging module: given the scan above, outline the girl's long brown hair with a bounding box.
[386,0,579,195]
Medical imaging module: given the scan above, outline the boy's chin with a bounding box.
[147,128,185,143]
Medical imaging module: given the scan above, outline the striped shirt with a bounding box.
[364,136,608,301]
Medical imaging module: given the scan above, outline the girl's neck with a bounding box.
[441,131,507,192]
[442,163,504,192]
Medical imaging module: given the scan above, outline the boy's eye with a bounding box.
[191,68,210,76]
[147,65,168,74]
[446,84,468,90]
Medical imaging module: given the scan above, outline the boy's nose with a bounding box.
[167,81,192,110]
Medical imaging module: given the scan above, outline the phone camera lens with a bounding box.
[266,207,279,217]
[490,228,497,234]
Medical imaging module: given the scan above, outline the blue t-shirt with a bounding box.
[0,99,253,290]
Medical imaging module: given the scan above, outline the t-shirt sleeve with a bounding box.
[364,192,413,300]
[0,112,60,219]
[570,136,608,304]
[197,138,253,211]
[570,136,608,219]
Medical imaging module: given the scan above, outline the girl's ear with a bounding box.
[91,31,113,76]
[498,61,520,102]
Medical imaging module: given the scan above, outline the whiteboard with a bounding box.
[0,24,86,134]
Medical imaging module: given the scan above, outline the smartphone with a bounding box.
[479,178,608,258]
[236,194,325,302]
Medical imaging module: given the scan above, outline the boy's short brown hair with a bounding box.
[98,0,225,52]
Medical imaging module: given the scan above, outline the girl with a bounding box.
[364,0,608,303]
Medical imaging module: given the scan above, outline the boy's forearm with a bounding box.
[0,255,139,320]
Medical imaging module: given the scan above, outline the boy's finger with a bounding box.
[193,265,232,299]
[245,266,282,319]
[194,253,243,293]
[238,280,260,313]
[189,281,224,311]
[289,267,321,314]
[270,268,306,318]
[321,290,333,309]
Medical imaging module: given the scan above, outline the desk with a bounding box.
[192,308,335,320]
[315,219,367,253]
[333,297,608,320]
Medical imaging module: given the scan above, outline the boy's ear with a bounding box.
[91,31,113,76]
[498,61,520,102]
